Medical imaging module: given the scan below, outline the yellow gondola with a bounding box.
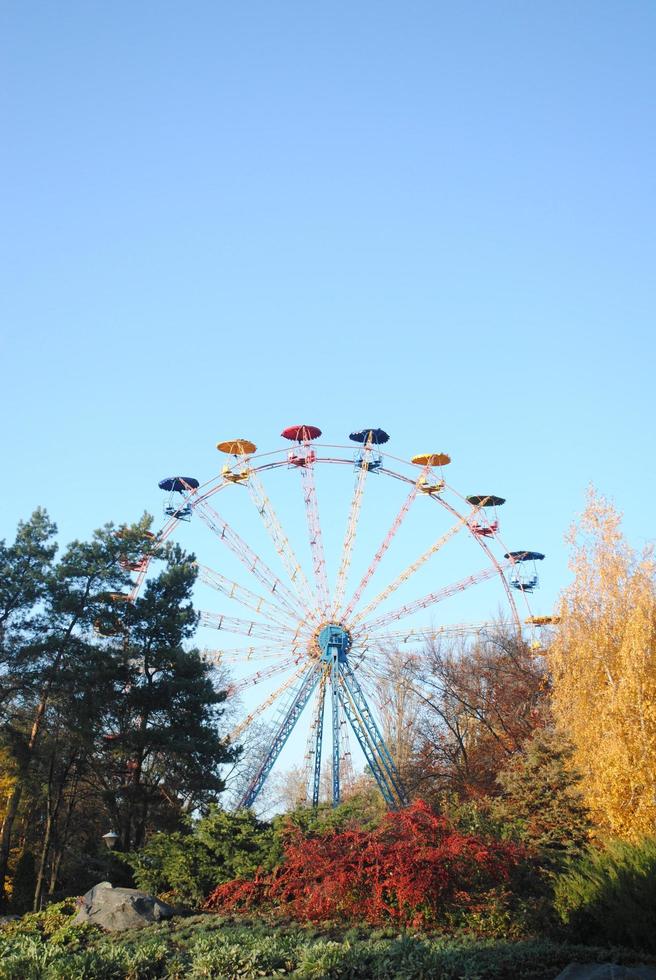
[222,464,249,484]
[416,476,445,494]
[525,615,561,626]
[217,438,256,483]
[412,452,450,493]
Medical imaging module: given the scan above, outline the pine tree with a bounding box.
[495,727,591,865]
[95,545,235,851]
[0,513,155,905]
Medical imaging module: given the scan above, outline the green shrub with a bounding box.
[555,837,656,951]
[122,806,274,907]
[188,930,303,978]
[274,790,386,838]
[0,898,80,939]
[495,729,592,869]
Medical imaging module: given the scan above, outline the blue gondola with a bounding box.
[349,428,389,472]
[158,476,199,521]
[504,550,545,593]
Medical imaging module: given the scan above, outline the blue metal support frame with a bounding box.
[339,660,408,806]
[337,683,399,808]
[239,665,321,809]
[236,621,407,812]
[312,672,326,807]
[331,650,341,807]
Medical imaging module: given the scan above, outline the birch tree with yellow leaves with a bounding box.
[548,488,656,840]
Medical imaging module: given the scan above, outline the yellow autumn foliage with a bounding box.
[548,488,656,841]
[0,747,17,828]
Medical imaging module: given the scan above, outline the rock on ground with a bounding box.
[73,881,176,932]
[556,965,656,979]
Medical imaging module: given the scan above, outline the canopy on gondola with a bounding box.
[505,551,545,594]
[281,425,322,442]
[350,428,389,445]
[158,477,199,492]
[411,453,451,467]
[467,495,505,507]
[216,439,257,456]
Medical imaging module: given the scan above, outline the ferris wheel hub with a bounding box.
[312,622,352,662]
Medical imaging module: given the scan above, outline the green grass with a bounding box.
[1,908,655,979]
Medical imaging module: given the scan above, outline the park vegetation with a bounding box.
[1,487,656,976]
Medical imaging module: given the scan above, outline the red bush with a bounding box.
[205,800,525,926]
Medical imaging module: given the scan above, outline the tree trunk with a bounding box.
[0,689,51,906]
[0,592,88,908]
[34,752,63,911]
[47,771,80,898]
[33,811,53,911]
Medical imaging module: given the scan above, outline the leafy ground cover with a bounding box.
[1,905,655,980]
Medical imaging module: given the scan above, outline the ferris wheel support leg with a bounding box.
[339,660,408,806]
[331,650,341,808]
[336,682,401,810]
[312,676,327,808]
[238,666,321,810]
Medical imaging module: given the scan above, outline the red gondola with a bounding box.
[282,424,321,466]
[466,495,505,537]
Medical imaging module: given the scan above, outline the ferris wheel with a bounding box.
[132,426,545,811]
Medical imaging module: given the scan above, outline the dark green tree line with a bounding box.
[0,509,234,911]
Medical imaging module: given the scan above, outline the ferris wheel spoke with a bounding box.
[197,564,298,627]
[228,660,313,743]
[300,464,331,615]
[203,643,303,665]
[200,610,310,643]
[350,507,482,627]
[353,563,509,636]
[192,498,305,620]
[341,478,423,621]
[247,471,319,616]
[227,655,307,698]
[238,663,322,808]
[354,621,500,652]
[331,455,370,617]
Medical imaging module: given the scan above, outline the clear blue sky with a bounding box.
[2,0,655,625]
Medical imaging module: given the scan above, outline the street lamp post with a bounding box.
[102,831,119,850]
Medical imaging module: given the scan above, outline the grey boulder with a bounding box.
[73,881,176,932]
[556,966,656,980]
